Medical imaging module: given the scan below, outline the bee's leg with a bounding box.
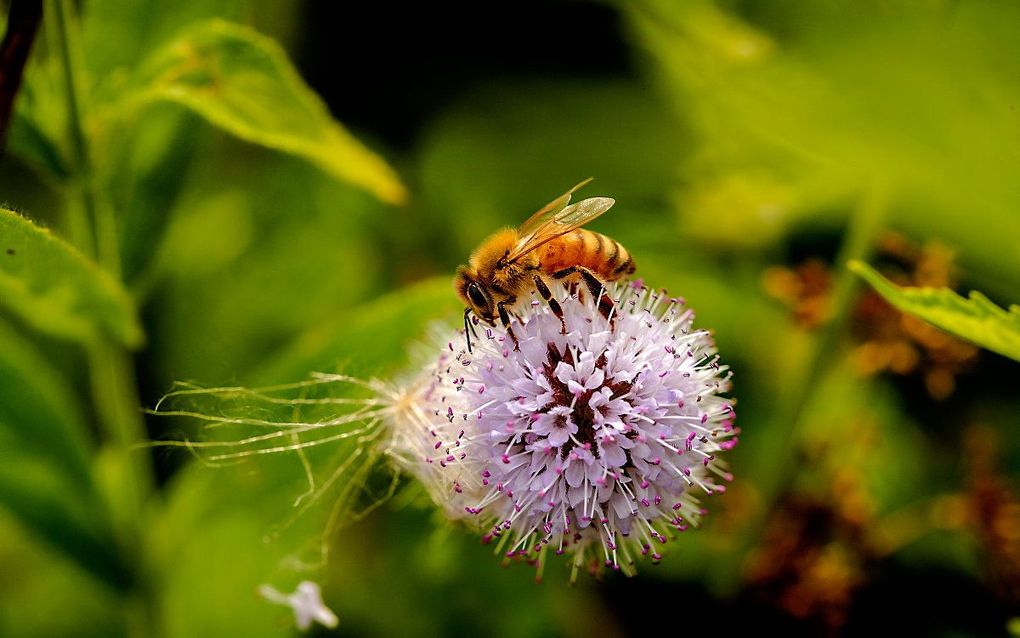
[497,298,521,351]
[534,275,566,334]
[463,307,477,353]
[552,266,616,325]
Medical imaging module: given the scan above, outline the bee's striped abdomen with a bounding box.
[538,229,636,281]
[599,232,636,280]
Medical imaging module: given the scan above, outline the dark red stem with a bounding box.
[0,0,43,151]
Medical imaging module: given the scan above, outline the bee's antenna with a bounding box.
[463,307,474,353]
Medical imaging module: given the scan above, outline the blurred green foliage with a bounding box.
[0,209,141,345]
[0,0,1018,636]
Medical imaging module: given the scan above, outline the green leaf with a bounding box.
[0,510,122,638]
[8,113,71,182]
[0,320,92,482]
[81,0,247,89]
[126,19,406,205]
[254,276,462,383]
[146,151,389,385]
[0,320,128,590]
[0,208,143,347]
[849,260,1020,362]
[0,444,130,591]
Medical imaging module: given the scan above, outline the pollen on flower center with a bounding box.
[534,342,638,462]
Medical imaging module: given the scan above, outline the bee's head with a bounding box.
[454,267,494,322]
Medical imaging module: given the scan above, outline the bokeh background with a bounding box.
[1,1,1018,636]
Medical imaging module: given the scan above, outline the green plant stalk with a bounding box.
[86,337,162,637]
[713,183,888,592]
[768,184,888,486]
[51,0,119,276]
[38,2,91,254]
[51,0,161,635]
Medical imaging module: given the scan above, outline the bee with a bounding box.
[454,179,636,351]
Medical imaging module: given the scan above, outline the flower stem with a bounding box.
[771,183,889,470]
[51,1,161,634]
[85,337,163,638]
[51,0,119,276]
[716,183,888,590]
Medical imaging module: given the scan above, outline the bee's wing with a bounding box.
[516,178,593,241]
[507,195,616,263]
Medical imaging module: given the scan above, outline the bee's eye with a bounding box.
[467,282,487,308]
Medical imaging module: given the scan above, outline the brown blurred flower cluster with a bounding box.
[742,415,884,633]
[744,492,876,633]
[763,232,979,399]
[961,425,1020,607]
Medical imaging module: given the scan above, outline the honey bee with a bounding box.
[454,179,636,350]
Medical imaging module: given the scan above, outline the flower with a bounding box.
[389,280,737,578]
[258,580,339,631]
[153,277,737,581]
